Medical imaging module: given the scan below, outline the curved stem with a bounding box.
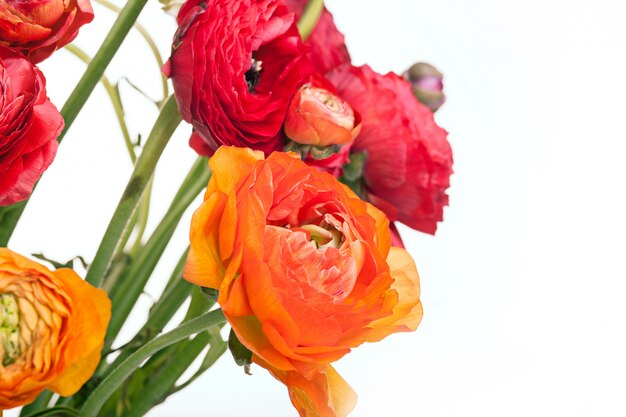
[104,157,210,347]
[85,96,181,288]
[100,247,192,375]
[94,0,169,103]
[64,44,137,163]
[298,0,324,41]
[79,309,226,417]
[128,175,153,256]
[0,0,150,247]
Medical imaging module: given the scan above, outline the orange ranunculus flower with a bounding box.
[284,83,361,148]
[0,248,111,410]
[184,147,423,417]
[0,0,94,64]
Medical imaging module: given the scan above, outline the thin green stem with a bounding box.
[19,391,53,415]
[94,0,169,103]
[63,44,137,163]
[79,310,226,417]
[169,326,227,395]
[101,247,192,374]
[122,332,211,417]
[0,0,150,247]
[85,96,181,288]
[128,176,153,256]
[298,0,324,41]
[104,157,210,348]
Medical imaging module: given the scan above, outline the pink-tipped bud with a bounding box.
[404,62,446,112]
[284,84,361,147]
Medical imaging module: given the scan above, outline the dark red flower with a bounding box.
[166,0,313,156]
[0,46,63,206]
[328,65,453,235]
[284,0,350,74]
[0,0,94,64]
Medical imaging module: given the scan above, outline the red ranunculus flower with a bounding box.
[166,0,313,156]
[0,0,94,64]
[328,65,453,235]
[0,46,63,206]
[284,0,351,74]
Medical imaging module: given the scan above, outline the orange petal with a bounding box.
[48,268,111,396]
[366,247,423,342]
[185,192,228,288]
[209,146,263,195]
[256,359,357,417]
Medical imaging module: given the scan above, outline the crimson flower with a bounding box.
[284,0,351,74]
[0,46,63,206]
[328,65,453,235]
[166,0,313,156]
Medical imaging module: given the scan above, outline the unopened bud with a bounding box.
[284,84,361,147]
[404,62,445,112]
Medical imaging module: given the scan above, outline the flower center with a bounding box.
[0,293,21,367]
[245,58,263,93]
[300,223,343,249]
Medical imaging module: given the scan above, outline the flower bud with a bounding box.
[404,62,446,112]
[284,84,361,147]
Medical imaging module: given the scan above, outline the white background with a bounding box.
[6,0,626,416]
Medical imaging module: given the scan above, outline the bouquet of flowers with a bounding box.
[0,0,453,416]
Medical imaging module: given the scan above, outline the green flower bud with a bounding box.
[404,62,446,112]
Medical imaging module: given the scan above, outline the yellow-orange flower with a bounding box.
[185,147,423,417]
[0,248,111,410]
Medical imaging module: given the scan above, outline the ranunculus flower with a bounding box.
[166,0,313,156]
[0,248,111,410]
[328,65,453,235]
[0,46,63,206]
[184,146,423,417]
[284,0,350,74]
[284,83,361,147]
[0,0,94,64]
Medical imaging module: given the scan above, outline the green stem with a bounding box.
[145,247,192,331]
[79,310,226,417]
[169,326,227,395]
[128,176,153,257]
[104,157,210,347]
[19,391,53,415]
[85,95,181,288]
[298,0,324,41]
[122,332,211,417]
[102,248,192,374]
[0,0,150,247]
[94,0,169,103]
[63,44,137,163]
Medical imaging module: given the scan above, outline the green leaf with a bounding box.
[21,406,79,417]
[342,151,367,182]
[228,328,253,372]
[201,287,219,302]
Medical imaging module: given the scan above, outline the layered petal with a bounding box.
[328,64,453,235]
[0,249,110,409]
[167,0,313,156]
[0,46,62,206]
[184,147,422,416]
[0,0,94,63]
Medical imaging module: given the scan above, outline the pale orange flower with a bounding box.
[0,249,111,410]
[185,147,422,417]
